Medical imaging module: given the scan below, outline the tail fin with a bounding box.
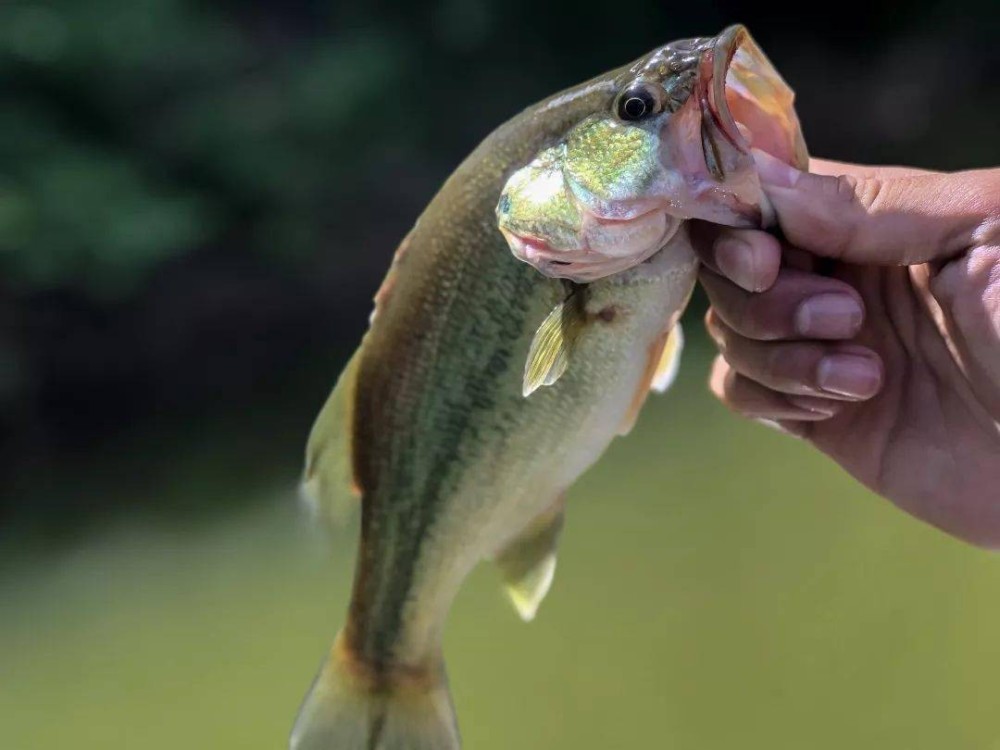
[290,633,460,750]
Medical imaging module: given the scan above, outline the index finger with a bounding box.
[808,158,937,181]
[754,149,999,265]
[688,221,782,293]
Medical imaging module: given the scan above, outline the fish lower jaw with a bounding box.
[504,211,682,283]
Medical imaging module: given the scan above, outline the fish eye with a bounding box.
[616,83,661,122]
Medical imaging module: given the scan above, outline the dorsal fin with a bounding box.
[300,348,362,525]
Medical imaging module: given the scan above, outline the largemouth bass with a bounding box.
[291,25,806,750]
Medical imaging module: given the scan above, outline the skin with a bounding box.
[695,150,1000,547]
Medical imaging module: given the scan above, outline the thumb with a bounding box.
[753,149,999,265]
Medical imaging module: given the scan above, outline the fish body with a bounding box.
[291,25,805,750]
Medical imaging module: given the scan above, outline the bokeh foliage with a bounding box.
[0,1,408,296]
[0,0,996,524]
[1,0,994,297]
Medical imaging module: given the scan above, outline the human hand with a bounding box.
[693,152,1000,547]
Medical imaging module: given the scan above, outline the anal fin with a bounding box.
[301,348,363,526]
[495,499,565,622]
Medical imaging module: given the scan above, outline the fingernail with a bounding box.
[786,394,839,417]
[755,418,789,433]
[752,148,801,189]
[714,237,760,291]
[795,294,863,339]
[754,418,807,438]
[704,311,725,348]
[817,354,882,399]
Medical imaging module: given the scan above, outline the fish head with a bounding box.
[496,25,808,283]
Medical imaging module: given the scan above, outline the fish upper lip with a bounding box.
[699,24,808,167]
[503,232,563,263]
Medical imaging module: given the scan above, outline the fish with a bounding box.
[290,25,807,750]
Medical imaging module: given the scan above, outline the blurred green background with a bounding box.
[1,1,998,748]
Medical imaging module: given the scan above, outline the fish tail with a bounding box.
[290,631,460,750]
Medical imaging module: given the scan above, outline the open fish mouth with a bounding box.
[657,25,809,229]
[497,25,807,284]
[700,25,809,174]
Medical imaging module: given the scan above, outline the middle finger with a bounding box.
[700,266,865,341]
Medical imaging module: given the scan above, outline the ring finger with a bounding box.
[706,310,884,401]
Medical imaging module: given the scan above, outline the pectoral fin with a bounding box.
[651,322,684,393]
[496,500,565,621]
[618,323,684,436]
[523,301,583,397]
[300,348,362,525]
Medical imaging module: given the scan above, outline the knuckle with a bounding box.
[721,361,741,394]
[935,245,1000,338]
[850,174,885,211]
[970,171,1000,246]
[965,244,1000,286]
[827,173,878,259]
[831,173,861,204]
[737,295,778,339]
[764,342,823,389]
[708,356,730,397]
[797,173,869,260]
[763,345,787,383]
[973,216,1000,248]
